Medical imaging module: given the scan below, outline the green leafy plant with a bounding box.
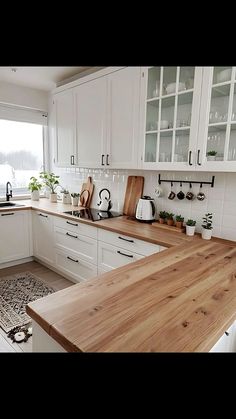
[165,212,174,220]
[61,188,70,194]
[159,211,168,219]
[202,213,213,230]
[39,171,60,194]
[28,176,42,192]
[186,219,196,226]
[207,150,217,156]
[71,193,80,198]
[176,214,184,222]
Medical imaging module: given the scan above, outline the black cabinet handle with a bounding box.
[188,150,193,166]
[118,236,134,243]
[39,213,48,218]
[71,155,75,165]
[1,212,14,216]
[66,232,78,239]
[197,149,201,166]
[101,154,105,166]
[66,221,78,226]
[106,154,110,166]
[225,331,229,336]
[67,256,79,263]
[117,250,133,258]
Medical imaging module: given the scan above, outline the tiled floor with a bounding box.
[0,261,73,352]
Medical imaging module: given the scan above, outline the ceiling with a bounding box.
[0,67,99,91]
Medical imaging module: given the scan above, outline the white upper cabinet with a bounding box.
[75,76,107,168]
[140,66,203,170]
[106,67,140,168]
[197,66,236,171]
[54,89,76,167]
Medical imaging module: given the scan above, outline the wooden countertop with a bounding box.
[4,198,236,352]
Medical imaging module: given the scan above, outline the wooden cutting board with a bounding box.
[79,176,94,207]
[123,176,144,217]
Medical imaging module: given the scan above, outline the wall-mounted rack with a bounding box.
[158,174,215,188]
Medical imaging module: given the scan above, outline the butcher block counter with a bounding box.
[21,198,236,352]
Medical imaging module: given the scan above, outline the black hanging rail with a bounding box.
[158,174,215,188]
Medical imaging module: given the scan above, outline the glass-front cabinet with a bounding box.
[197,66,236,171]
[140,66,203,170]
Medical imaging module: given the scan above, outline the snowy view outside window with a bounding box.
[0,119,44,197]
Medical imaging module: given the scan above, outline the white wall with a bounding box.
[0,81,48,111]
[50,165,236,241]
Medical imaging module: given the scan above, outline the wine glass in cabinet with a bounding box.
[140,66,203,170]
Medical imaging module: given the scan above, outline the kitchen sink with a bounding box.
[0,202,25,207]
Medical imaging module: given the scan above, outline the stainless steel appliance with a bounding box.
[63,208,122,221]
[135,196,156,222]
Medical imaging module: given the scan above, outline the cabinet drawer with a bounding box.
[55,226,97,264]
[54,216,97,239]
[98,241,144,272]
[55,248,97,283]
[98,229,160,256]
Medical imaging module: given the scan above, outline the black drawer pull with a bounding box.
[118,236,134,243]
[66,221,78,226]
[225,331,229,336]
[1,212,14,216]
[66,232,78,239]
[67,256,79,263]
[39,213,48,218]
[117,250,133,258]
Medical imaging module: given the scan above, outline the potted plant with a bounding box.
[71,192,80,206]
[175,214,184,229]
[186,219,196,236]
[202,213,213,240]
[207,150,217,161]
[159,211,167,224]
[61,188,71,204]
[39,171,60,202]
[166,212,175,226]
[28,176,42,201]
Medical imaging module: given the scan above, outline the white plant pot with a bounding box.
[31,190,40,201]
[62,194,71,204]
[186,225,196,236]
[201,228,212,240]
[207,156,216,161]
[50,193,58,203]
[71,197,79,206]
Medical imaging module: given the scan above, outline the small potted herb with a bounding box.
[186,219,196,236]
[28,176,42,201]
[207,150,217,161]
[39,171,60,202]
[61,188,71,204]
[71,192,80,206]
[175,214,184,229]
[201,213,213,240]
[166,212,175,226]
[159,210,167,224]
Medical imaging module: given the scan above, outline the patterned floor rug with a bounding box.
[0,271,54,333]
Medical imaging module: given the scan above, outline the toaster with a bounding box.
[135,196,156,222]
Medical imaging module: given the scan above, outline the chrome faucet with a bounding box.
[6,181,12,201]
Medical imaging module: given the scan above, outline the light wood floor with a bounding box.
[0,261,74,353]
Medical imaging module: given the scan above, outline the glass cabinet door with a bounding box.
[199,66,236,168]
[143,66,201,168]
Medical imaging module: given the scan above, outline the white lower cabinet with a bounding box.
[32,211,55,265]
[98,241,144,272]
[0,210,32,264]
[210,322,236,352]
[55,248,97,283]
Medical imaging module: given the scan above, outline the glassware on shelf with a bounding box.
[152,82,160,98]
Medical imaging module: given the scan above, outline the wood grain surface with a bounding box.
[79,176,94,207]
[27,240,236,353]
[123,176,144,217]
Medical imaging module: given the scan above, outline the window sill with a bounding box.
[0,194,46,202]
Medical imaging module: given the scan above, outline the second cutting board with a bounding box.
[123,176,144,217]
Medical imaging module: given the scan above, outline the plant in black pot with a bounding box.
[201,213,213,240]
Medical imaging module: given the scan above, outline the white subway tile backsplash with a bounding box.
[52,167,236,242]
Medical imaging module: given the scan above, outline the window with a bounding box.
[0,119,45,197]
